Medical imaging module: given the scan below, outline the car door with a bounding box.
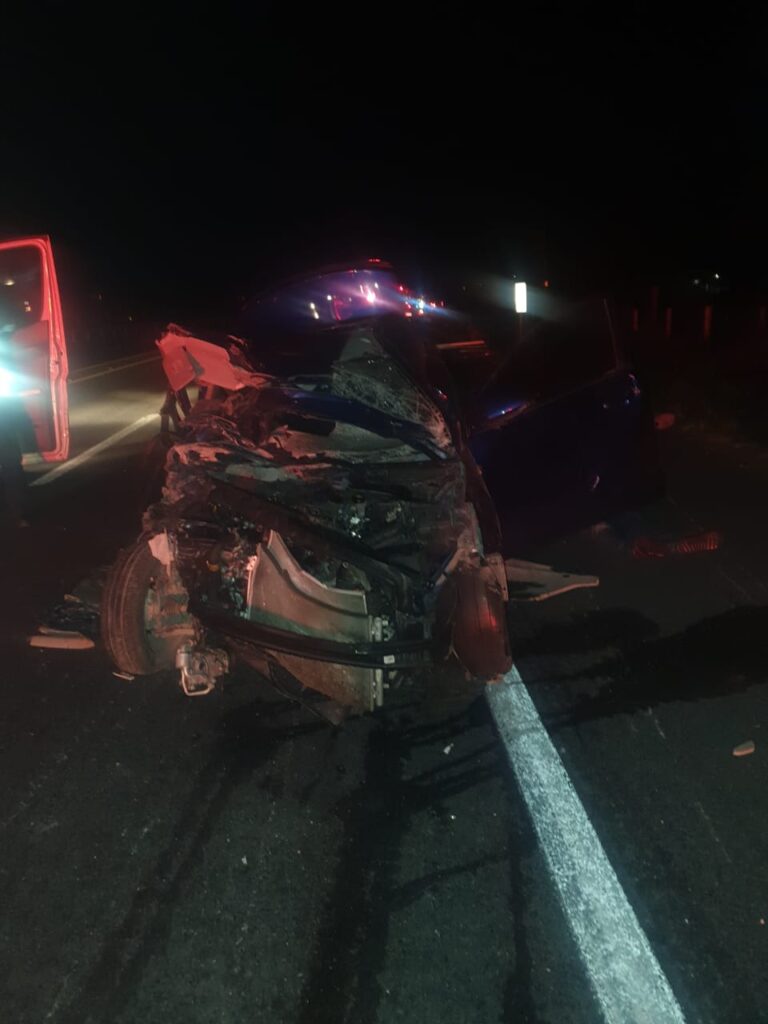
[460,293,660,549]
[0,236,69,461]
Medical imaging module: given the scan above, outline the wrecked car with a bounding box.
[100,262,660,717]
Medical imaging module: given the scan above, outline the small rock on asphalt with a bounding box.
[733,740,756,757]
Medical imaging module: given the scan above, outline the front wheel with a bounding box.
[101,534,192,675]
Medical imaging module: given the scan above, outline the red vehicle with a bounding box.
[0,237,69,519]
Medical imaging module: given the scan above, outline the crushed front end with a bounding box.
[103,316,511,714]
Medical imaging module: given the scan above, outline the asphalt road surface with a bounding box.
[2,358,767,1023]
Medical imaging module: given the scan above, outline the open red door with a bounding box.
[0,236,69,461]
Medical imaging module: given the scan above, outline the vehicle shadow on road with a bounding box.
[518,604,768,728]
[295,699,509,1024]
[515,606,660,659]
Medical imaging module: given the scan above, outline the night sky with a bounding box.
[2,5,767,314]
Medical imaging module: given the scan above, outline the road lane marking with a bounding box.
[30,414,159,487]
[69,353,161,384]
[487,667,687,1024]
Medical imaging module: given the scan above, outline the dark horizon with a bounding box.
[3,7,767,311]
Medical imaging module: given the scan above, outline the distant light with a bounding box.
[543,279,550,288]
[23,300,31,313]
[4,278,14,287]
[326,295,333,301]
[693,278,700,285]
[714,273,720,280]
[312,310,320,320]
[309,302,316,310]
[514,281,528,313]
[364,287,376,304]
[374,281,380,289]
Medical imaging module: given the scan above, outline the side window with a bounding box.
[508,297,618,401]
[0,246,43,333]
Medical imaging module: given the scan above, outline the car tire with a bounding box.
[101,535,180,676]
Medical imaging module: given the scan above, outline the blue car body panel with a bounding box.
[468,367,661,548]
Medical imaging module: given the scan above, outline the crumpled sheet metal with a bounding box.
[148,531,174,567]
[157,328,271,393]
[504,559,600,602]
[244,530,381,710]
[148,320,508,709]
[330,355,452,454]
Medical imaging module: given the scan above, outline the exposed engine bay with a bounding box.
[101,316,512,716]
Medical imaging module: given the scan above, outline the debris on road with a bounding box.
[733,740,756,757]
[673,530,722,555]
[654,412,676,431]
[504,558,599,602]
[631,530,722,559]
[39,596,100,639]
[29,632,95,650]
[38,625,83,637]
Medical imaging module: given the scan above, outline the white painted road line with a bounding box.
[31,414,159,488]
[487,667,687,1024]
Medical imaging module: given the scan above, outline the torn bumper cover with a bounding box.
[105,321,512,712]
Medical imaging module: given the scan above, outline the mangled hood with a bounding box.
[143,317,508,712]
[157,320,454,461]
[153,320,469,578]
